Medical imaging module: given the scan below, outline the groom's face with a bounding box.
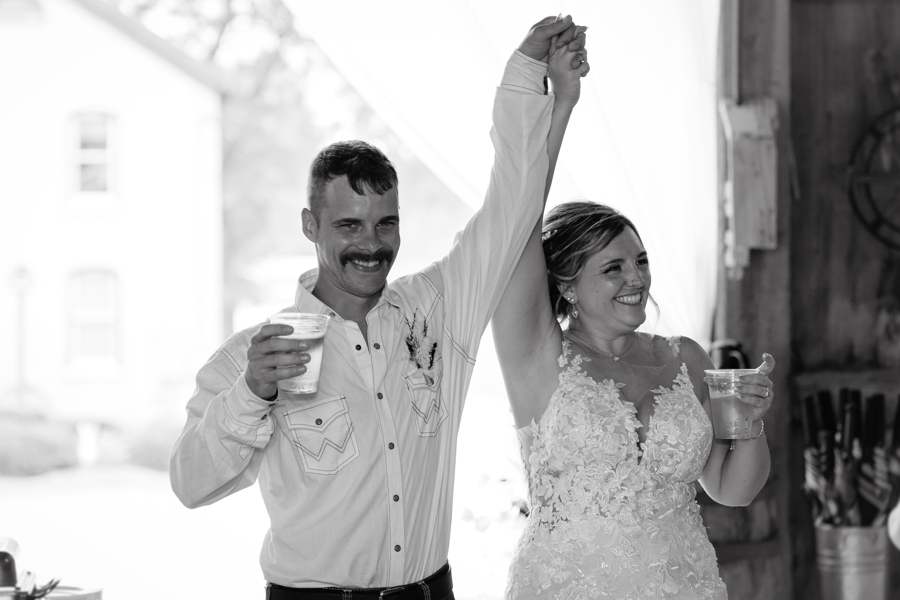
[303,175,401,301]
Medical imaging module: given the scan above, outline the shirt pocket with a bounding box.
[402,359,447,437]
[283,395,359,475]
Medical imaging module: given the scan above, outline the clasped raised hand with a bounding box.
[518,15,587,65]
[548,28,589,107]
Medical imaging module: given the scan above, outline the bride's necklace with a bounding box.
[566,330,637,362]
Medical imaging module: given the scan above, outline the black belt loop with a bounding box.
[417,580,430,600]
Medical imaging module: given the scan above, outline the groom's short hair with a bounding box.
[307,140,398,220]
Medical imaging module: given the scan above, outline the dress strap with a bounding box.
[666,335,682,356]
[559,337,573,364]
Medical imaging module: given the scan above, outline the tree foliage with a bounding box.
[107,0,368,331]
[106,0,469,334]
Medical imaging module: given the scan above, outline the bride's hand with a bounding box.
[548,29,589,108]
[736,353,776,422]
[517,15,574,62]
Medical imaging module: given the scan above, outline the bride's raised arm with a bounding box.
[491,34,588,429]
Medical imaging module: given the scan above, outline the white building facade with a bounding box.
[0,0,225,428]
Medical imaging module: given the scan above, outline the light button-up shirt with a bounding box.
[169,49,553,588]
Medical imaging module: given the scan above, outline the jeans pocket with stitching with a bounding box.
[283,395,359,475]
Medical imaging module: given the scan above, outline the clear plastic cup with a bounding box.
[268,313,330,394]
[704,368,758,439]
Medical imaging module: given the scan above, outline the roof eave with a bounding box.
[70,0,230,95]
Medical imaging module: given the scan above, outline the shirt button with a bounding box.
[315,418,322,426]
[394,545,401,552]
[377,393,383,399]
[374,343,381,349]
[355,344,361,351]
[393,494,399,502]
[388,442,395,450]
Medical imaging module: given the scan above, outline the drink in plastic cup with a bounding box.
[268,313,330,394]
[704,369,758,439]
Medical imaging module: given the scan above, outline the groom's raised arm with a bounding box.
[427,16,583,354]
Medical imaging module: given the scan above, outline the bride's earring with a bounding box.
[566,296,578,319]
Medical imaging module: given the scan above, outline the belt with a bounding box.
[266,563,453,600]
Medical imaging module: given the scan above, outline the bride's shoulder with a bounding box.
[640,334,712,367]
[672,336,715,372]
[636,332,681,352]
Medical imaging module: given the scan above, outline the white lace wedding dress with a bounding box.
[506,337,727,600]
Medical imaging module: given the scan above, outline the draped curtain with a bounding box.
[286,0,720,346]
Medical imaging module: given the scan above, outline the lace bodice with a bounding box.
[506,338,727,600]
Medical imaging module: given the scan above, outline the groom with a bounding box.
[169,15,588,599]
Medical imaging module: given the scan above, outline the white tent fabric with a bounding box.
[286,0,720,346]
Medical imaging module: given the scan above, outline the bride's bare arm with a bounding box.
[698,352,774,506]
[492,41,588,429]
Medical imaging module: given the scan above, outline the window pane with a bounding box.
[76,272,113,311]
[80,164,107,192]
[69,271,118,363]
[80,117,107,149]
[76,323,114,357]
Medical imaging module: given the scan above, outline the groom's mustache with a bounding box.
[340,248,394,267]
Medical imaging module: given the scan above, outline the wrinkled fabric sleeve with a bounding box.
[169,344,276,508]
[434,50,553,367]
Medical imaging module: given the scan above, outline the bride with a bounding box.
[492,32,776,600]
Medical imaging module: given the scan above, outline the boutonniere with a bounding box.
[405,309,439,385]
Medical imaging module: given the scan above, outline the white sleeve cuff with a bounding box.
[225,373,277,427]
[500,50,548,95]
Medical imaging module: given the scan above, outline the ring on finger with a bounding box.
[763,387,770,398]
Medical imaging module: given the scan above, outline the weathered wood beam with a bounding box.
[716,0,794,598]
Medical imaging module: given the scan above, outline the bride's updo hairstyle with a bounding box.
[541,201,642,322]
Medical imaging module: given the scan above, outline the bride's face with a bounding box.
[570,227,650,335]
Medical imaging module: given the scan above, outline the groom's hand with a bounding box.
[518,15,578,63]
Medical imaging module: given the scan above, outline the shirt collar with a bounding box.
[293,268,402,317]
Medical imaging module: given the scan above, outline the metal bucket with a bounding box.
[815,525,889,600]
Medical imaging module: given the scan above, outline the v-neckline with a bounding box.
[567,351,659,465]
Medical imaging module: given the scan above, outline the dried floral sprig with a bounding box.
[405,309,419,363]
[427,342,438,370]
[405,310,439,370]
